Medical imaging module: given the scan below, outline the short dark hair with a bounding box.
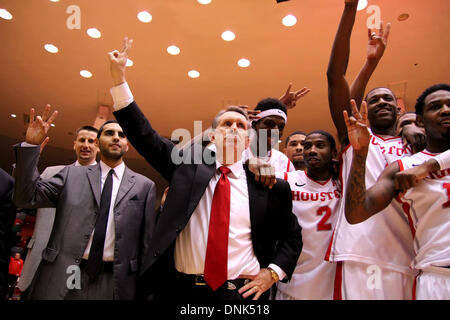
[75,125,98,137]
[211,106,249,129]
[364,87,397,103]
[254,98,287,114]
[97,120,120,138]
[415,83,450,116]
[306,130,337,154]
[285,130,307,147]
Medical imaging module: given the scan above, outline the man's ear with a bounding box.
[124,141,129,153]
[73,140,76,152]
[283,147,287,155]
[208,130,215,144]
[416,115,425,128]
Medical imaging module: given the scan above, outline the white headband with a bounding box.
[253,109,287,124]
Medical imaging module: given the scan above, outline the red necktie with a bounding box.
[204,166,231,291]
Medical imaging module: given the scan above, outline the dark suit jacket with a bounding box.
[0,168,15,298]
[114,102,303,299]
[13,145,157,300]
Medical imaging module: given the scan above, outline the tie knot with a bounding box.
[219,166,231,176]
[108,169,115,177]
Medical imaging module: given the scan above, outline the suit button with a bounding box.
[116,211,121,216]
[153,250,160,258]
[75,258,80,264]
[175,226,181,233]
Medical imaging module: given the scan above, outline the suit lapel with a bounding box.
[87,164,102,208]
[245,166,268,229]
[114,166,136,208]
[186,163,216,217]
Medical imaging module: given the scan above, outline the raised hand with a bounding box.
[25,105,58,145]
[343,99,370,155]
[237,105,261,122]
[279,83,310,110]
[367,21,391,61]
[108,37,133,86]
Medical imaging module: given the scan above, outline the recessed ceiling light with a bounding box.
[126,59,134,67]
[137,11,152,23]
[221,30,235,42]
[10,114,16,118]
[0,9,13,20]
[282,15,297,27]
[188,70,200,79]
[357,0,368,11]
[50,123,55,127]
[49,0,60,2]
[198,0,212,4]
[87,28,101,39]
[44,44,59,53]
[80,70,92,78]
[238,58,250,68]
[167,45,180,55]
[398,13,410,21]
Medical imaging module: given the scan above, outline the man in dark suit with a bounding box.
[0,168,15,299]
[108,38,302,301]
[13,107,157,300]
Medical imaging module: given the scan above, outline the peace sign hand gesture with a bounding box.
[25,104,58,146]
[343,99,370,156]
[108,37,133,86]
[367,21,391,61]
[279,83,310,110]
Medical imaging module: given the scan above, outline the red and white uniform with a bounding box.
[326,131,416,299]
[398,151,450,299]
[275,170,341,300]
[243,147,295,172]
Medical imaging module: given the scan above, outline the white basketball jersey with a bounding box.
[325,132,416,275]
[243,147,295,172]
[398,151,450,273]
[276,170,341,299]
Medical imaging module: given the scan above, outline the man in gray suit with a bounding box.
[18,125,99,295]
[13,106,157,300]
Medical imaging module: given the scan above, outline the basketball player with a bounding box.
[275,131,341,300]
[344,83,450,299]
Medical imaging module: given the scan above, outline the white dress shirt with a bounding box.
[82,161,125,261]
[110,82,286,280]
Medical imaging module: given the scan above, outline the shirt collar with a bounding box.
[99,160,125,180]
[215,159,244,179]
[74,160,97,167]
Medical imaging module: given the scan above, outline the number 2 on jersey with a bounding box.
[317,206,332,231]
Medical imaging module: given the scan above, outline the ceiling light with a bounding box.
[0,9,13,20]
[197,0,212,4]
[188,70,200,78]
[357,0,368,11]
[167,45,180,55]
[237,58,250,68]
[137,11,152,23]
[126,59,134,67]
[10,114,16,118]
[49,0,60,2]
[282,14,297,27]
[80,70,92,78]
[44,44,59,53]
[50,124,55,127]
[221,30,235,42]
[87,28,101,39]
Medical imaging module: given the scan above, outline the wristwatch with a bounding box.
[267,267,280,282]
